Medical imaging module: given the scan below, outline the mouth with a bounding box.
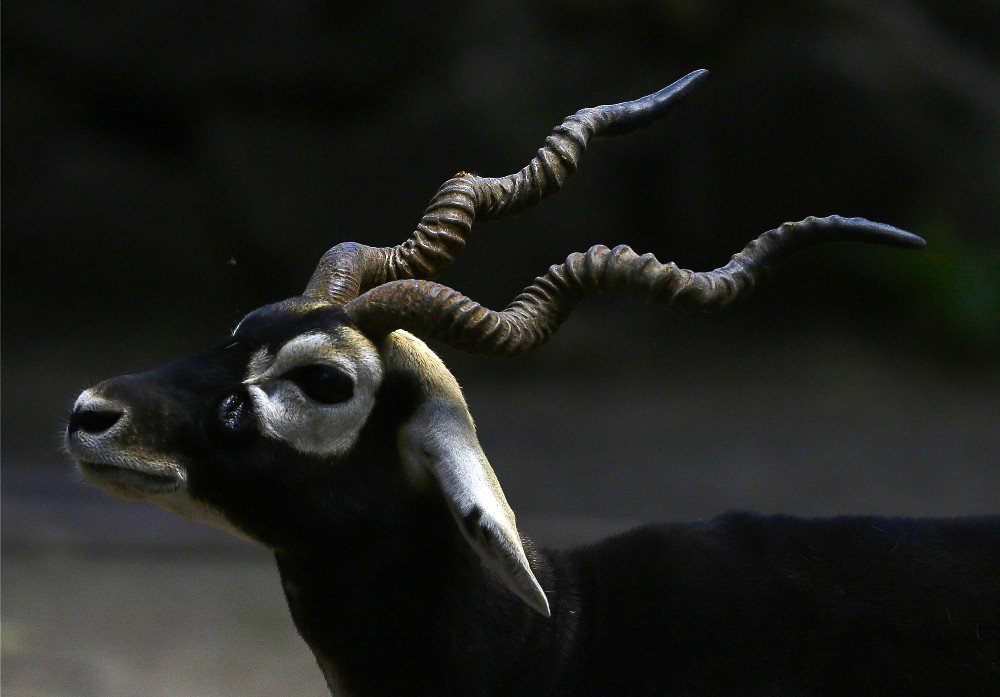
[78,460,183,496]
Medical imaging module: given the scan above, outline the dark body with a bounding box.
[278,508,1000,696]
[274,367,1000,697]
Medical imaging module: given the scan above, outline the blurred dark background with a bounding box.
[3,1,997,695]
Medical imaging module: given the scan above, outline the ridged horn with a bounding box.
[345,216,925,356]
[304,69,709,303]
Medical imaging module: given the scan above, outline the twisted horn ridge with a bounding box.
[305,69,709,303]
[346,216,924,356]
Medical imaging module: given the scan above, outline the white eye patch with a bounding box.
[244,328,383,457]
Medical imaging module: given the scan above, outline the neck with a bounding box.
[273,499,577,696]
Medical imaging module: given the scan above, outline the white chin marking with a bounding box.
[244,327,383,458]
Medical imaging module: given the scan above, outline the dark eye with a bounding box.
[283,365,354,405]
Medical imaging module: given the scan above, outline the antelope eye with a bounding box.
[282,364,354,405]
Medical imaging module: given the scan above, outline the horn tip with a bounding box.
[901,231,927,249]
[682,67,710,84]
[596,68,709,137]
[802,216,927,250]
[645,67,709,109]
[851,218,926,249]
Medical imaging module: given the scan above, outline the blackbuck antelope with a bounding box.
[66,70,998,696]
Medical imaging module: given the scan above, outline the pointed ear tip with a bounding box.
[523,589,551,617]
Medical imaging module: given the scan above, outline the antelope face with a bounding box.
[66,298,387,544]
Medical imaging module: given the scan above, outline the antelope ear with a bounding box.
[382,332,550,617]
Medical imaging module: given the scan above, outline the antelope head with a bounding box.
[64,70,923,616]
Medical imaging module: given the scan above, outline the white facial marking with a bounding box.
[68,390,187,501]
[72,390,119,418]
[245,347,272,383]
[244,328,383,457]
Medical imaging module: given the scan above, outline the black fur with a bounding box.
[79,300,1000,695]
[276,484,1000,695]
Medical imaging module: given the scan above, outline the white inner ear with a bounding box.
[386,331,550,617]
[245,328,383,457]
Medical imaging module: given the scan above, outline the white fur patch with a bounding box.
[244,327,383,458]
[245,347,272,381]
[68,390,186,501]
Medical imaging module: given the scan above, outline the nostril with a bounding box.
[69,406,124,435]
